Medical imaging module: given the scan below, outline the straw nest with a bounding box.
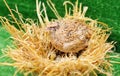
[0,0,116,76]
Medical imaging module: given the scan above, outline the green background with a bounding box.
[0,0,120,76]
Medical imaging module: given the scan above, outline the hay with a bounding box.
[0,0,117,76]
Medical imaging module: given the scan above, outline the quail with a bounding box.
[47,18,92,53]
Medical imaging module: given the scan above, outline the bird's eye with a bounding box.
[47,23,60,31]
[47,27,57,31]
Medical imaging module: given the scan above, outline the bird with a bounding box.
[46,18,92,53]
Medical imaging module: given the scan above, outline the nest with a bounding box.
[0,0,116,76]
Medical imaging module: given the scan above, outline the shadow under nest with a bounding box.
[0,0,116,76]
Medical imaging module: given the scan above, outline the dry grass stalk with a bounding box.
[0,0,117,76]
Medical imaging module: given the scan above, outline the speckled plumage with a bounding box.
[47,18,92,52]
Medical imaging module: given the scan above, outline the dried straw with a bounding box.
[0,0,117,76]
